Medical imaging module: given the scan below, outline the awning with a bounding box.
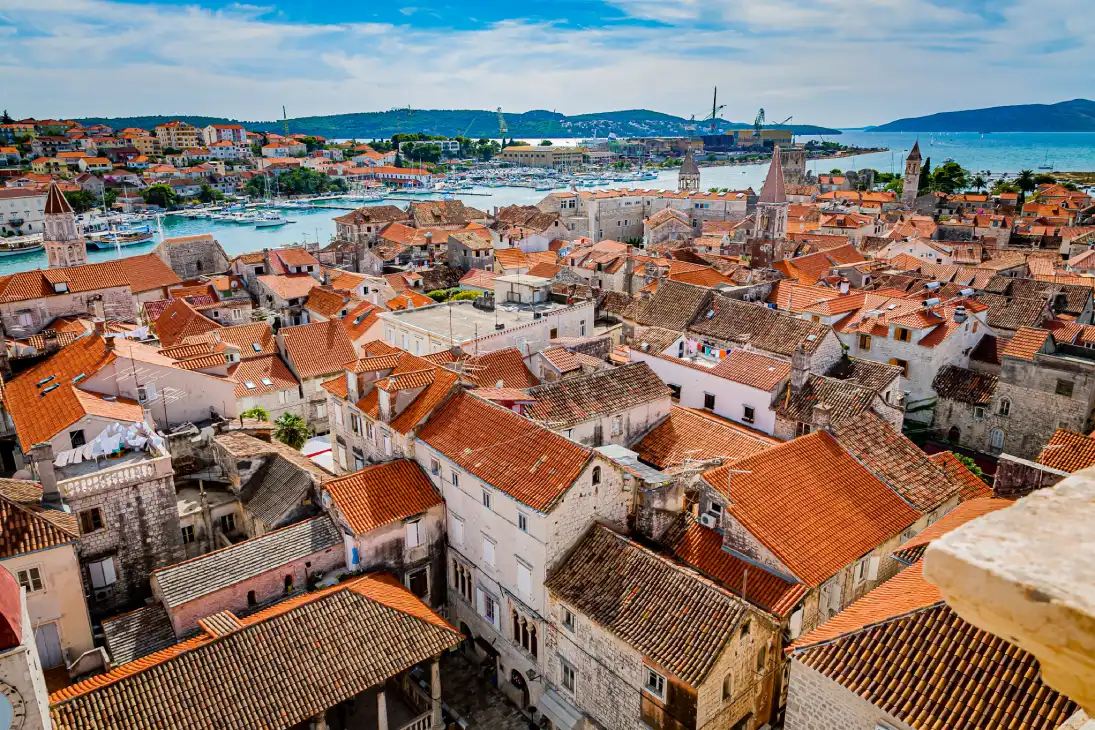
[537,688,584,730]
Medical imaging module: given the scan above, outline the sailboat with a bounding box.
[1038,151,1054,171]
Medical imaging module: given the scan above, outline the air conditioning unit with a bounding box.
[700,513,718,528]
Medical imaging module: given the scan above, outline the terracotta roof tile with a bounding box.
[635,406,778,470]
[1001,327,1051,361]
[461,348,540,389]
[0,486,78,559]
[257,274,319,301]
[1037,428,1095,473]
[710,350,790,391]
[688,294,834,358]
[181,322,277,359]
[124,253,182,294]
[702,432,920,586]
[279,320,357,379]
[229,355,299,398]
[493,247,528,270]
[458,268,500,290]
[927,452,993,501]
[892,498,1011,563]
[525,363,669,429]
[340,301,384,341]
[50,574,461,730]
[789,562,1075,730]
[545,524,750,687]
[418,391,590,512]
[386,290,434,311]
[932,365,998,404]
[153,298,222,347]
[305,286,355,319]
[323,460,441,534]
[662,513,807,617]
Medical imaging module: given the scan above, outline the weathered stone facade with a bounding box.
[153,235,230,279]
[59,454,186,616]
[784,660,913,730]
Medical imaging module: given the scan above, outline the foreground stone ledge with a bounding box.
[923,468,1095,715]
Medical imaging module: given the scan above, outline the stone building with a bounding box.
[523,362,672,448]
[754,146,789,241]
[277,319,358,434]
[642,208,693,249]
[678,148,700,192]
[35,440,186,617]
[447,230,495,271]
[901,140,922,206]
[42,182,88,269]
[415,391,629,713]
[152,234,229,279]
[332,205,410,250]
[320,459,446,608]
[780,147,807,186]
[931,327,1095,459]
[544,524,781,730]
[323,344,460,472]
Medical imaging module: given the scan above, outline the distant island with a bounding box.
[74,108,841,140]
[871,99,1095,133]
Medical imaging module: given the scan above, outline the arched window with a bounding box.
[947,426,960,443]
[722,674,733,702]
[990,428,1006,451]
[997,398,1011,417]
[591,466,601,486]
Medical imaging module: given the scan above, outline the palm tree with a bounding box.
[970,174,987,192]
[273,413,311,450]
[1015,169,1036,208]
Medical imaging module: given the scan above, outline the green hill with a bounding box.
[75,108,840,140]
[872,99,1095,132]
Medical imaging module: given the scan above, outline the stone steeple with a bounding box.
[755,145,789,240]
[678,147,700,192]
[43,182,87,269]
[901,141,922,206]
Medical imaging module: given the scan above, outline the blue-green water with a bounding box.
[2,132,1092,276]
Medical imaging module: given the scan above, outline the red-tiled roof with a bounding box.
[892,499,1011,563]
[635,406,778,470]
[418,391,591,512]
[461,347,540,389]
[1037,428,1095,473]
[710,350,790,391]
[927,452,993,500]
[1001,327,1050,361]
[279,320,357,379]
[323,460,441,534]
[702,432,920,587]
[153,298,222,348]
[181,322,277,359]
[257,274,319,301]
[229,355,299,398]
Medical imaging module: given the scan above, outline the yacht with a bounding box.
[254,212,293,228]
[0,234,44,257]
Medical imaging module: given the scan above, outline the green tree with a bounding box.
[449,290,481,301]
[197,184,223,204]
[539,140,553,146]
[103,189,118,210]
[884,178,903,195]
[240,406,269,422]
[829,168,843,175]
[1015,169,1036,208]
[929,161,970,194]
[298,136,325,153]
[0,110,12,124]
[141,183,178,209]
[1033,173,1056,186]
[63,190,97,213]
[273,413,311,450]
[991,178,1019,195]
[970,174,987,192]
[953,452,985,481]
[918,158,932,194]
[508,140,530,146]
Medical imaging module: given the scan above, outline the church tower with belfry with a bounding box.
[755,145,789,241]
[43,182,88,269]
[901,141,922,206]
[678,147,700,192]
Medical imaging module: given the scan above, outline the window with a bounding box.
[452,559,473,603]
[316,402,326,419]
[708,501,723,518]
[383,433,392,456]
[611,415,623,437]
[482,536,496,567]
[88,557,116,589]
[796,421,812,437]
[247,590,257,606]
[512,609,538,657]
[579,320,586,337]
[337,443,347,469]
[561,605,576,632]
[69,429,86,449]
[405,519,423,548]
[407,567,429,599]
[481,488,491,509]
[644,668,666,700]
[451,470,459,487]
[219,513,236,533]
[284,574,294,594]
[590,466,602,487]
[353,448,365,470]
[667,383,682,400]
[478,588,499,627]
[366,421,375,440]
[703,392,716,411]
[350,413,361,434]
[181,525,195,544]
[756,644,768,672]
[1056,379,1074,397]
[894,327,911,343]
[989,428,1006,451]
[742,405,755,424]
[561,660,577,693]
[889,358,909,377]
[517,512,529,533]
[997,398,1011,417]
[739,619,751,638]
[78,508,104,535]
[334,405,344,426]
[973,406,985,421]
[858,334,871,351]
[450,514,464,545]
[430,458,440,476]
[516,559,533,596]
[16,567,42,593]
[722,674,733,702]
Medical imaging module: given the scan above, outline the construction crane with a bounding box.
[753,108,766,135]
[282,106,289,137]
[705,87,726,133]
[777,116,793,126]
[497,107,508,141]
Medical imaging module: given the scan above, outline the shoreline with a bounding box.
[693,147,888,169]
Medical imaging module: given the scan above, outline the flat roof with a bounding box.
[378,299,582,343]
[494,274,552,286]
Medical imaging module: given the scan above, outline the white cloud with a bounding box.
[0,0,1091,126]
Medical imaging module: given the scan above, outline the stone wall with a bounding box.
[63,457,186,616]
[154,237,229,279]
[784,660,912,730]
[993,454,1068,499]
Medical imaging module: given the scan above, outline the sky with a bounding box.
[1,0,1092,127]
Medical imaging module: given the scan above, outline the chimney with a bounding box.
[791,343,810,395]
[30,443,62,508]
[346,368,359,403]
[954,305,967,324]
[811,402,833,433]
[105,334,115,351]
[378,387,392,423]
[839,277,850,295]
[322,268,330,286]
[92,317,106,336]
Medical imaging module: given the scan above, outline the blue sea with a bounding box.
[2,132,1093,276]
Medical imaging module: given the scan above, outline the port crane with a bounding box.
[497,107,508,144]
[693,87,726,134]
[282,106,289,136]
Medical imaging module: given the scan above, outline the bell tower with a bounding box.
[901,141,922,206]
[42,182,87,269]
[755,145,788,241]
[678,148,700,192]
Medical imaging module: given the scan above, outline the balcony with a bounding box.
[333,676,433,730]
[924,469,1095,716]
